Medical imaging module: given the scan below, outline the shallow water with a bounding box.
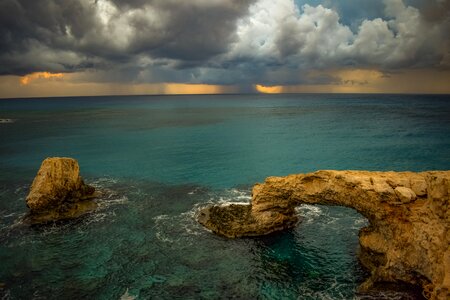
[1,94,449,299]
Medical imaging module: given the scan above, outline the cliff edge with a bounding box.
[198,170,450,299]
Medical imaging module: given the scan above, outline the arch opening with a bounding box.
[198,170,450,299]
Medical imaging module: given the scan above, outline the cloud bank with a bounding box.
[0,0,448,88]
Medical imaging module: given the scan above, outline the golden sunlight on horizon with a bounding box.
[255,84,283,94]
[0,68,449,98]
[162,83,233,94]
[0,72,238,98]
[20,72,64,85]
[254,69,450,94]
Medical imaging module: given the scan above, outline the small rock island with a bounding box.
[25,157,97,224]
[198,170,450,300]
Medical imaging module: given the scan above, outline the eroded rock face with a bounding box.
[198,170,450,300]
[25,157,97,223]
[198,204,298,238]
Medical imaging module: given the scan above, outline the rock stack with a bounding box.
[25,157,97,223]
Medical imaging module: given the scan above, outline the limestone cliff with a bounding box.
[198,170,450,299]
[25,157,97,223]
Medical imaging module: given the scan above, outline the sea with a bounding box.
[0,94,449,299]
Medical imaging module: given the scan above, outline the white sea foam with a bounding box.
[216,199,250,206]
[84,177,129,215]
[90,177,119,186]
[0,118,15,123]
[1,212,19,219]
[229,188,252,200]
[187,187,203,195]
[352,216,369,230]
[294,276,357,300]
[96,195,128,209]
[14,184,28,196]
[4,179,129,237]
[10,213,26,226]
[119,288,136,300]
[153,214,169,221]
[152,203,211,244]
[153,187,252,244]
[153,214,176,243]
[296,204,324,223]
[213,188,251,206]
[82,212,112,226]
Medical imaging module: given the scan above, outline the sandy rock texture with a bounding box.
[25,157,97,223]
[198,170,450,299]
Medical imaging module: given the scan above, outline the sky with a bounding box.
[0,0,449,98]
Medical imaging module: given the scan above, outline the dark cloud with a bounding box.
[0,0,255,75]
[407,0,450,22]
[132,1,254,62]
[0,0,99,75]
[0,0,448,86]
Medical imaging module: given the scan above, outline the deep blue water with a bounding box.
[0,94,449,299]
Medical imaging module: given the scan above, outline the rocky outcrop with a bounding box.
[198,170,450,299]
[198,203,298,238]
[25,157,97,223]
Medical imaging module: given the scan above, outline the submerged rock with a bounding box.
[198,170,450,300]
[25,157,97,223]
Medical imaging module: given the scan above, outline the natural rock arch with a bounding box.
[198,170,450,300]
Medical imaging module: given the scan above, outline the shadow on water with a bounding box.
[247,205,368,300]
[249,205,425,300]
[0,180,430,300]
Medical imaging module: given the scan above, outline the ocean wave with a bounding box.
[96,195,128,209]
[14,184,28,195]
[0,178,128,241]
[295,205,369,231]
[119,288,136,300]
[296,204,324,223]
[352,217,369,230]
[152,187,251,244]
[0,118,15,124]
[229,188,252,201]
[87,177,129,210]
[209,188,252,206]
[90,177,119,186]
[152,214,176,243]
[158,187,254,241]
[153,202,211,244]
[187,186,203,195]
[216,199,250,206]
[153,214,199,244]
[294,278,358,300]
[1,211,20,219]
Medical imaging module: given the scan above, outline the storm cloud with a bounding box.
[0,0,448,85]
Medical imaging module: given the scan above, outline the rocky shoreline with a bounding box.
[20,158,449,299]
[198,170,450,300]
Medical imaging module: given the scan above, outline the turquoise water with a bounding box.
[0,94,449,299]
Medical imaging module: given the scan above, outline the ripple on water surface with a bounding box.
[0,178,426,299]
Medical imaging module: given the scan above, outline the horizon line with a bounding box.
[1,91,450,100]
